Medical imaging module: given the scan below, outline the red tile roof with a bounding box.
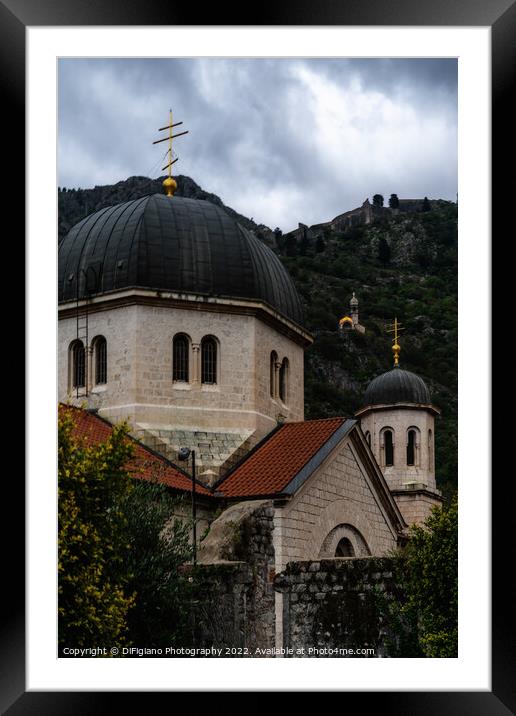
[59,404,212,497]
[217,417,348,498]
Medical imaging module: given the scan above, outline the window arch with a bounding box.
[365,430,371,447]
[172,333,190,382]
[335,537,355,557]
[279,357,289,403]
[406,427,420,466]
[428,429,433,471]
[70,340,85,389]
[92,336,107,385]
[380,427,394,467]
[201,336,217,384]
[270,351,278,398]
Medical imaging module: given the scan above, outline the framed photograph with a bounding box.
[8,0,510,709]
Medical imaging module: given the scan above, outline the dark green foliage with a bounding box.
[59,408,195,652]
[422,196,431,212]
[299,232,310,256]
[315,235,325,253]
[280,201,457,494]
[285,233,298,257]
[121,480,193,648]
[378,236,391,265]
[391,498,458,657]
[373,194,384,207]
[389,193,399,209]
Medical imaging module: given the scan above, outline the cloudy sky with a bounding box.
[58,58,457,232]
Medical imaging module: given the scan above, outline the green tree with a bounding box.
[373,194,384,207]
[58,408,136,651]
[122,478,193,648]
[315,235,326,253]
[422,196,431,211]
[378,236,391,265]
[395,497,458,657]
[389,193,399,208]
[284,233,297,257]
[299,232,310,256]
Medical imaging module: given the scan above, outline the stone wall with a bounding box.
[191,500,276,655]
[274,557,402,657]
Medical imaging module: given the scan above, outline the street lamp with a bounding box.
[178,447,197,566]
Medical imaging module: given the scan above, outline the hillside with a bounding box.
[58,175,263,242]
[277,204,457,500]
[58,178,457,499]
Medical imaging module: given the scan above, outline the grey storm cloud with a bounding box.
[58,58,457,231]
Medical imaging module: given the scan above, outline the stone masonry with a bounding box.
[274,557,402,657]
[58,297,306,472]
[273,440,400,572]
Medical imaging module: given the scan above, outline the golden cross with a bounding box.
[386,317,404,367]
[152,110,189,196]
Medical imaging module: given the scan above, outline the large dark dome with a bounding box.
[58,194,304,326]
[362,367,432,407]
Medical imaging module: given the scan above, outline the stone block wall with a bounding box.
[191,500,277,655]
[273,441,399,570]
[274,557,402,657]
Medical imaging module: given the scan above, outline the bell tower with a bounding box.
[355,319,442,526]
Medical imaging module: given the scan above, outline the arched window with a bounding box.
[93,336,107,385]
[365,430,371,447]
[383,429,394,467]
[335,538,355,557]
[270,351,278,398]
[71,340,85,389]
[201,336,217,384]
[173,334,189,382]
[428,429,433,471]
[279,357,289,403]
[407,429,416,466]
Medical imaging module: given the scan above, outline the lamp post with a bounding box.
[178,447,197,566]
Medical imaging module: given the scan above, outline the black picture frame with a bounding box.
[8,0,512,710]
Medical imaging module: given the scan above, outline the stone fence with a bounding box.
[274,557,402,657]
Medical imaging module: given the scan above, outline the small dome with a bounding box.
[362,367,431,407]
[58,194,304,326]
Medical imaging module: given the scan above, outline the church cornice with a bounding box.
[58,287,314,348]
[355,402,441,418]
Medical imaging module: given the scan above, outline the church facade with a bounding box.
[58,184,442,572]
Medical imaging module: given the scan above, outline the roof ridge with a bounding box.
[218,416,351,499]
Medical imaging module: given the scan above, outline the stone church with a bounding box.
[58,181,443,575]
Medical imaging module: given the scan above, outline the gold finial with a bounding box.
[387,317,405,367]
[152,109,189,198]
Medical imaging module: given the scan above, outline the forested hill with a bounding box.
[58,177,457,498]
[57,175,261,242]
[278,202,457,500]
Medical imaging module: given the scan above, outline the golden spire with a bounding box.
[387,317,404,367]
[152,109,189,197]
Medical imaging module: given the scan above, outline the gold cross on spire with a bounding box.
[386,317,405,367]
[152,109,189,197]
